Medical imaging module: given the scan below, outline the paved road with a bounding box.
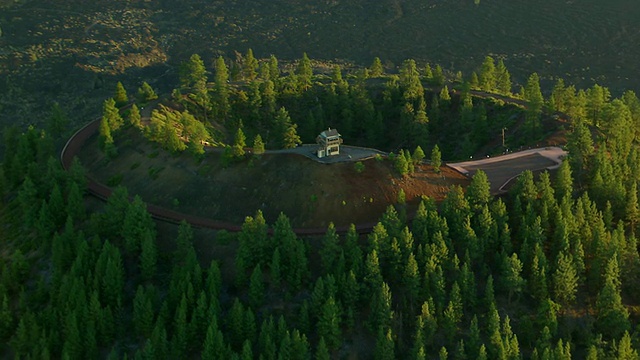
[264,144,387,164]
[447,146,567,193]
[447,146,567,175]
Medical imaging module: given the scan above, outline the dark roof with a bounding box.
[320,128,340,138]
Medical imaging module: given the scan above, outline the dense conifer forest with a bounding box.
[2,52,640,359]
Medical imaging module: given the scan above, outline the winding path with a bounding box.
[61,85,569,234]
[60,116,383,235]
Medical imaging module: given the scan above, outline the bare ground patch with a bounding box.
[78,128,469,229]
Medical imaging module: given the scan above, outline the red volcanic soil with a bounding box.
[78,128,470,229]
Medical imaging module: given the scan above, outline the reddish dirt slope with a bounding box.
[78,128,469,229]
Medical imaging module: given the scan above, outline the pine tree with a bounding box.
[249,264,264,310]
[297,53,313,91]
[123,195,155,256]
[552,252,578,309]
[404,252,420,305]
[180,53,207,88]
[133,285,155,338]
[102,97,124,132]
[98,116,114,152]
[370,57,384,77]
[0,294,13,341]
[270,247,282,288]
[316,337,330,360]
[275,107,301,149]
[320,223,341,275]
[48,102,69,138]
[252,134,265,155]
[524,73,544,140]
[369,282,394,332]
[202,321,226,360]
[140,230,157,281]
[479,56,496,92]
[137,81,158,103]
[114,81,129,107]
[412,145,426,164]
[431,145,442,173]
[626,182,640,230]
[502,253,525,304]
[466,170,491,210]
[129,103,142,128]
[596,255,630,339]
[318,296,342,350]
[495,59,512,95]
[555,160,573,201]
[616,331,639,360]
[242,49,259,81]
[374,327,395,360]
[233,127,247,158]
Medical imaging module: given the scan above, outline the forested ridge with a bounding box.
[2,53,640,359]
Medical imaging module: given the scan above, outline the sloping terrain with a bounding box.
[1,0,639,136]
[78,128,469,228]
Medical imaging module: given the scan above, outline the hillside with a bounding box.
[78,127,469,229]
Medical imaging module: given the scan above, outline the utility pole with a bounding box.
[502,127,507,149]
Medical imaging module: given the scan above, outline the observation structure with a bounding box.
[316,128,343,158]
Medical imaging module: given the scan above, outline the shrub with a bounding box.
[354,161,365,173]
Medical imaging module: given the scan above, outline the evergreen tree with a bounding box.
[316,337,330,360]
[478,56,496,92]
[626,182,640,230]
[252,134,265,156]
[102,97,124,132]
[140,229,157,281]
[320,223,341,275]
[297,53,313,91]
[369,281,394,332]
[114,81,129,107]
[47,102,69,138]
[596,256,630,339]
[495,59,512,95]
[555,160,573,201]
[466,170,491,210]
[431,145,442,173]
[249,264,264,310]
[374,327,395,360]
[214,56,231,118]
[413,145,426,164]
[129,103,142,128]
[137,81,158,103]
[233,127,247,158]
[269,55,280,81]
[242,48,259,81]
[524,73,544,140]
[133,285,155,338]
[275,107,301,149]
[616,331,639,360]
[180,53,207,89]
[0,294,13,341]
[370,57,384,77]
[502,253,525,304]
[270,247,282,287]
[552,252,578,309]
[317,296,342,350]
[123,195,155,256]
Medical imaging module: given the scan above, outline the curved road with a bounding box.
[60,116,384,235]
[61,86,569,234]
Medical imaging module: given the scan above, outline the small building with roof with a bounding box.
[316,128,343,158]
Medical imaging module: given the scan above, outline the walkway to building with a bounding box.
[264,144,388,164]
